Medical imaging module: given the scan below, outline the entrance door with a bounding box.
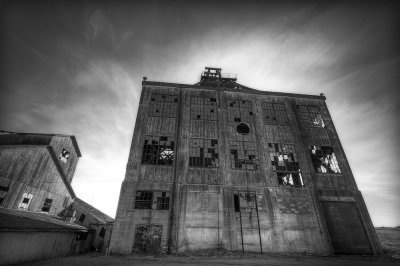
[321,201,372,254]
[133,224,163,254]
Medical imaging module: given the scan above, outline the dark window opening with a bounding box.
[234,194,240,212]
[41,198,53,212]
[297,105,325,128]
[0,186,9,192]
[99,227,106,238]
[236,123,250,135]
[261,102,289,125]
[230,141,259,170]
[76,232,88,241]
[22,197,29,204]
[156,192,170,210]
[310,146,341,173]
[135,191,153,209]
[189,139,219,168]
[142,136,174,165]
[59,148,70,163]
[0,198,4,205]
[78,213,86,223]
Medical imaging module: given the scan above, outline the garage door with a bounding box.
[321,201,372,254]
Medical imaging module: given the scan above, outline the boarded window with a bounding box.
[297,105,325,128]
[41,198,53,212]
[142,136,174,165]
[156,191,170,210]
[135,191,153,209]
[269,143,303,186]
[189,139,219,168]
[78,213,86,223]
[230,141,259,170]
[310,146,341,173]
[149,94,178,118]
[191,97,218,121]
[262,102,289,125]
[59,148,70,163]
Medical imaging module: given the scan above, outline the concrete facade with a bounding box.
[110,68,382,255]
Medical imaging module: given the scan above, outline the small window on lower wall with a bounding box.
[310,146,341,174]
[41,198,53,212]
[134,191,170,210]
[134,191,153,209]
[156,192,170,210]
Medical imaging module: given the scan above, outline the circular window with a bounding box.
[236,123,250,135]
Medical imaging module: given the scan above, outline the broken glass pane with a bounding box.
[59,148,70,163]
[142,136,174,165]
[297,105,325,128]
[189,139,219,168]
[310,146,341,173]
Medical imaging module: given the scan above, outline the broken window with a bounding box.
[59,148,70,163]
[191,97,218,120]
[142,136,174,165]
[149,94,178,118]
[41,198,53,212]
[78,213,86,223]
[261,102,289,125]
[269,143,303,186]
[230,141,259,170]
[236,123,250,135]
[297,105,325,128]
[227,100,254,124]
[18,192,33,210]
[310,146,341,173]
[156,191,170,210]
[189,139,219,168]
[134,191,153,209]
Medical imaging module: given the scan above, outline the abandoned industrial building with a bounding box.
[0,131,114,264]
[110,67,382,256]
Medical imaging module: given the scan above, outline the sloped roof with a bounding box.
[0,207,87,232]
[0,130,82,157]
[74,198,114,224]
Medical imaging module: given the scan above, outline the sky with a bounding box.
[0,0,399,226]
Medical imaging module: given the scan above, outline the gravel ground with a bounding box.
[19,227,400,266]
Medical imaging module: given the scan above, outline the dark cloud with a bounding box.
[0,0,399,225]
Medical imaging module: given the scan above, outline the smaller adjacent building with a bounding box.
[0,131,81,212]
[0,130,114,264]
[0,207,91,265]
[61,197,114,253]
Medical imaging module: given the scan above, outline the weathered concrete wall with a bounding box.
[110,81,382,255]
[0,231,92,265]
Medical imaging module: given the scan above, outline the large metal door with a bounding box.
[321,201,372,254]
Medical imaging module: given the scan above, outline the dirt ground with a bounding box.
[21,227,400,266]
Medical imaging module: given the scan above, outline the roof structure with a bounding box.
[74,198,114,224]
[0,130,82,157]
[0,207,87,232]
